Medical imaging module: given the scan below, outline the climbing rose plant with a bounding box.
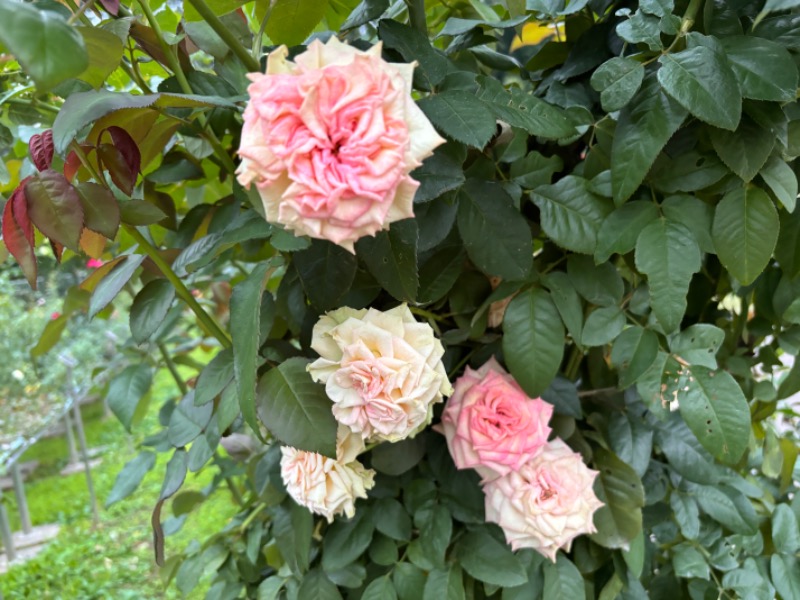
[2,0,800,598]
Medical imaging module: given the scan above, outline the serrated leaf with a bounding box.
[611,326,660,388]
[106,364,152,431]
[611,74,688,204]
[532,175,612,254]
[503,288,565,397]
[635,218,701,333]
[542,555,583,599]
[694,485,757,534]
[266,0,328,46]
[542,271,583,344]
[772,504,800,554]
[710,117,775,182]
[74,183,120,239]
[712,186,779,285]
[567,254,623,307]
[294,240,358,310]
[24,170,84,252]
[379,20,455,88]
[454,528,528,587]
[595,201,659,263]
[256,358,337,457]
[669,324,724,369]
[457,179,532,280]
[661,194,715,254]
[721,35,799,102]
[581,306,625,347]
[676,365,750,464]
[410,146,465,203]
[357,219,419,302]
[760,156,798,212]
[590,57,645,112]
[657,45,741,130]
[129,279,175,344]
[417,91,496,149]
[591,447,645,550]
[89,254,145,318]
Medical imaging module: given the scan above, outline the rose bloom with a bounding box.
[307,304,452,442]
[236,37,445,252]
[483,439,604,561]
[437,357,552,480]
[280,426,375,522]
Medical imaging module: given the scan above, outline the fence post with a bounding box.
[9,464,31,535]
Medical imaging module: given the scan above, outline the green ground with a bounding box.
[1,369,239,599]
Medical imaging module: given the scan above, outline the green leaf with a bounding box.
[712,186,779,285]
[657,45,741,130]
[159,448,187,501]
[119,200,167,226]
[676,365,750,464]
[106,451,156,506]
[723,561,775,600]
[417,91,496,149]
[590,57,645,112]
[669,324,724,369]
[455,528,528,587]
[106,364,152,431]
[342,0,389,29]
[24,170,84,252]
[670,492,700,539]
[760,156,798,212]
[256,357,337,457]
[710,117,775,182]
[75,183,120,239]
[509,151,563,190]
[394,563,427,600]
[693,484,757,534]
[541,376,582,418]
[672,543,710,580]
[294,240,357,310]
[611,326,660,388]
[266,0,329,46]
[635,218,701,333]
[129,279,175,344]
[0,0,88,90]
[357,219,419,302]
[541,272,583,344]
[581,306,625,347]
[542,555,584,599]
[322,509,374,572]
[661,194,715,254]
[611,74,688,204]
[372,498,412,541]
[411,146,466,203]
[616,11,662,50]
[417,244,465,304]
[76,26,124,89]
[771,555,800,600]
[595,201,659,263]
[437,15,528,37]
[591,448,645,550]
[423,565,465,600]
[371,436,426,477]
[297,569,341,600]
[195,349,234,406]
[656,416,721,483]
[89,254,146,318]
[52,90,237,153]
[231,263,270,442]
[457,179,532,280]
[272,501,313,574]
[532,175,612,254]
[503,288,564,397]
[720,35,798,102]
[378,20,455,88]
[567,255,623,308]
[361,577,396,600]
[409,505,452,570]
[168,392,213,448]
[772,504,800,554]
[476,76,576,140]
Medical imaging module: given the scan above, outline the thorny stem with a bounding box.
[184,0,262,72]
[67,0,97,25]
[158,342,189,395]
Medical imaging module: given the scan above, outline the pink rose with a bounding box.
[280,426,375,522]
[437,357,552,480]
[236,37,445,252]
[483,439,604,561]
[307,305,452,442]
[86,258,103,268]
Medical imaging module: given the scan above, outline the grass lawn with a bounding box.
[1,368,241,599]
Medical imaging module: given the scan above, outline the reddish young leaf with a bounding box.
[80,227,106,258]
[2,183,38,288]
[75,182,121,239]
[64,144,95,183]
[29,130,55,171]
[104,126,141,180]
[50,240,64,263]
[98,0,119,15]
[98,143,136,196]
[25,170,85,252]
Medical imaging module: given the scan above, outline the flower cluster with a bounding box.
[237,37,444,252]
[280,304,451,521]
[438,359,603,562]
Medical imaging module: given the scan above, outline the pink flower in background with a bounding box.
[86,258,104,268]
[437,357,552,481]
[50,312,61,320]
[236,37,445,252]
[483,439,604,562]
[280,426,375,522]
[307,305,452,442]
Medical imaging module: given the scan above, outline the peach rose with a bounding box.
[236,37,445,252]
[483,439,604,561]
[307,305,452,442]
[437,357,552,480]
[280,426,375,522]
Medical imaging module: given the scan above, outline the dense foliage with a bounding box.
[2,0,800,598]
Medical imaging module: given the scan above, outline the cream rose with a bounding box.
[438,357,552,480]
[307,304,452,442]
[280,426,375,522]
[483,439,604,561]
[236,37,445,252]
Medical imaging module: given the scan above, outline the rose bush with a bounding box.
[2,0,800,599]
